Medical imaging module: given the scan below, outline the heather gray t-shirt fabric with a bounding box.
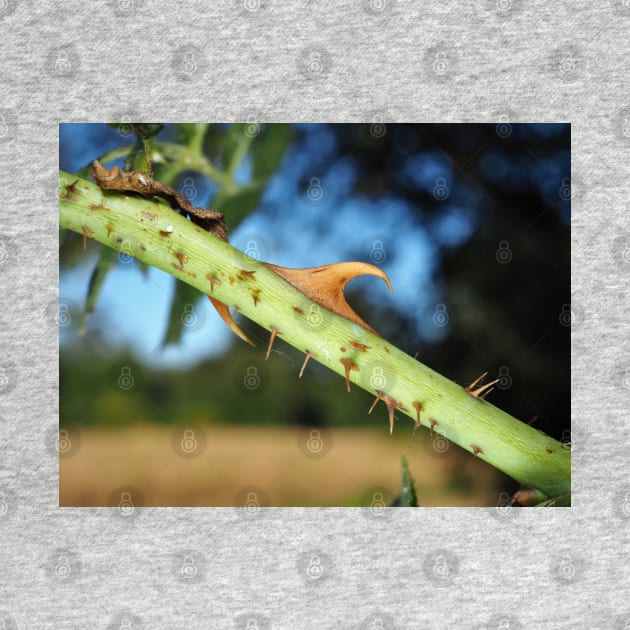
[1,1,629,628]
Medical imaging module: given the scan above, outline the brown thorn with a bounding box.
[465,371,499,400]
[339,358,359,392]
[368,391,383,414]
[299,351,313,379]
[266,327,282,360]
[471,444,483,457]
[428,418,438,434]
[413,351,419,360]
[82,226,93,250]
[385,398,396,435]
[411,402,423,441]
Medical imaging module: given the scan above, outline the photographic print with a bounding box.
[58,122,570,508]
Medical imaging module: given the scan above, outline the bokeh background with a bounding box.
[59,122,570,507]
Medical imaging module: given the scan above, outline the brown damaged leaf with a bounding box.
[91,160,228,240]
[264,262,393,336]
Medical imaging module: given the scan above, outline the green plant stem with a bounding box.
[59,171,571,501]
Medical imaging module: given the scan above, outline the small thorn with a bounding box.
[339,358,359,392]
[82,226,93,250]
[411,402,423,441]
[428,418,438,434]
[266,327,282,360]
[527,415,538,426]
[413,351,419,360]
[471,444,483,457]
[465,371,499,400]
[368,391,383,414]
[385,399,396,434]
[299,351,313,378]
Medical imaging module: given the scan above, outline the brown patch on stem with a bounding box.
[89,202,108,212]
[339,358,359,392]
[299,351,314,379]
[238,269,256,282]
[428,418,438,433]
[349,341,370,352]
[471,444,483,457]
[206,274,221,293]
[105,224,114,237]
[293,306,304,316]
[140,210,157,220]
[250,288,261,305]
[266,327,282,360]
[174,252,188,267]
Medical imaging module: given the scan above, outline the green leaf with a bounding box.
[251,124,293,180]
[162,280,203,346]
[389,456,419,507]
[78,245,118,335]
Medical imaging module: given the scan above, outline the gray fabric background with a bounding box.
[1,1,629,628]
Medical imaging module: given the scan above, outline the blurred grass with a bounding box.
[59,423,503,507]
